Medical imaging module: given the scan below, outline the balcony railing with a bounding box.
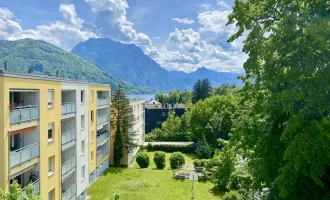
[62,103,76,115]
[62,183,77,200]
[97,114,109,125]
[10,106,39,124]
[97,131,109,145]
[97,147,110,163]
[10,143,40,168]
[62,157,76,177]
[97,98,109,107]
[62,130,76,150]
[22,179,40,196]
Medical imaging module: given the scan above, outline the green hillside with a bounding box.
[0,39,154,94]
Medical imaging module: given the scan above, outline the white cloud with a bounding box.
[172,17,195,24]
[198,10,234,34]
[168,28,204,52]
[84,0,151,48]
[217,0,231,9]
[0,5,97,51]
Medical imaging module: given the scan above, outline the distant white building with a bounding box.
[145,99,162,108]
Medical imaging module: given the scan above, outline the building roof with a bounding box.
[145,99,161,104]
[0,70,110,87]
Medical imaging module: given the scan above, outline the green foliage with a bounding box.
[192,79,212,103]
[0,39,151,94]
[153,151,166,169]
[147,110,191,141]
[111,192,120,200]
[195,133,213,159]
[145,143,196,153]
[111,85,137,166]
[146,143,153,151]
[169,152,185,169]
[227,170,252,192]
[136,153,150,168]
[0,180,41,200]
[193,159,210,168]
[190,95,237,146]
[155,90,192,105]
[213,84,239,96]
[228,0,330,199]
[222,191,243,200]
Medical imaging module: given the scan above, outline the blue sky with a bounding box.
[0,0,246,73]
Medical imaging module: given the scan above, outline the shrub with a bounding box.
[136,153,150,168]
[227,170,252,191]
[193,159,202,167]
[200,159,210,167]
[222,191,243,200]
[169,152,185,169]
[153,151,166,169]
[147,143,154,151]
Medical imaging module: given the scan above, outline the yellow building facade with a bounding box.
[0,70,111,200]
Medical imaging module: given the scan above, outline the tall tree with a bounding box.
[111,85,136,166]
[228,1,330,199]
[200,78,212,100]
[192,80,202,103]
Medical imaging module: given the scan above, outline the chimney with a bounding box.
[56,70,59,77]
[4,61,7,70]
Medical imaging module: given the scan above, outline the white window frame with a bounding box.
[48,90,53,108]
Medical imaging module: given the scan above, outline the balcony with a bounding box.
[10,143,40,168]
[22,179,40,196]
[10,106,39,124]
[97,114,109,125]
[61,103,76,119]
[62,183,77,200]
[97,147,110,163]
[97,98,109,107]
[62,130,76,151]
[62,157,76,181]
[97,131,109,146]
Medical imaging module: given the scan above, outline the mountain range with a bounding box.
[0,39,153,93]
[71,38,242,92]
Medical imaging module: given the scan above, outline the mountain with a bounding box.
[0,39,153,94]
[71,38,242,92]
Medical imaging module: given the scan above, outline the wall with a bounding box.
[0,76,62,200]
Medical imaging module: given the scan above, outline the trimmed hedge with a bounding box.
[169,152,185,169]
[153,151,166,169]
[145,143,196,153]
[136,153,150,168]
[193,159,210,167]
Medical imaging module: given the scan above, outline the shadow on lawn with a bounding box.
[102,167,124,176]
[210,187,226,198]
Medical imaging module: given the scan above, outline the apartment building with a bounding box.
[110,98,145,166]
[0,70,110,200]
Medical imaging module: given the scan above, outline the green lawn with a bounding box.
[87,152,221,200]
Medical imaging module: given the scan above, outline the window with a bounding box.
[91,151,94,163]
[48,156,54,176]
[81,90,85,103]
[81,115,85,130]
[81,140,85,156]
[48,189,54,200]
[81,165,85,181]
[48,90,53,108]
[91,110,94,121]
[162,112,166,117]
[48,123,54,142]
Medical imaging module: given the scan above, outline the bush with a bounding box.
[227,170,252,191]
[193,159,202,167]
[147,143,154,151]
[193,159,210,168]
[169,152,185,169]
[201,159,210,167]
[222,191,243,200]
[153,151,166,169]
[136,153,150,168]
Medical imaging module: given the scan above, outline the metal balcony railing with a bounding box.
[62,130,76,150]
[22,179,40,196]
[97,131,109,145]
[62,157,76,177]
[10,106,39,124]
[97,114,109,125]
[61,103,76,115]
[62,183,77,200]
[97,147,110,163]
[10,143,40,168]
[97,98,109,107]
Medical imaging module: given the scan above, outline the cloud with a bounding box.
[0,5,97,51]
[84,0,151,48]
[172,17,195,24]
[168,28,204,52]
[198,10,234,34]
[217,0,231,9]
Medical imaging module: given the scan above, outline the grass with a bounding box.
[87,151,222,200]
